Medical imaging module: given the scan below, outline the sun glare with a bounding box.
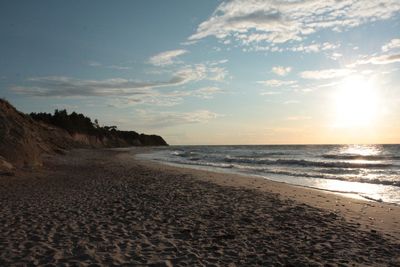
[333,75,380,128]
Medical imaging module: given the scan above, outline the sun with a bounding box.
[333,75,380,128]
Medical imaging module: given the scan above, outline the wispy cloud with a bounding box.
[260,91,280,96]
[258,79,296,87]
[106,86,225,108]
[192,86,223,99]
[11,60,229,103]
[289,42,340,53]
[11,68,203,97]
[300,69,353,80]
[87,61,131,70]
[188,0,400,48]
[106,91,188,107]
[272,66,291,76]
[107,65,131,70]
[148,49,188,66]
[351,53,400,65]
[88,61,102,67]
[382,38,400,52]
[135,109,220,128]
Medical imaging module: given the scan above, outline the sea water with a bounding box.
[138,144,400,204]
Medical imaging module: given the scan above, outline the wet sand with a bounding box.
[0,148,399,266]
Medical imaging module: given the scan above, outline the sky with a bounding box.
[1,0,400,145]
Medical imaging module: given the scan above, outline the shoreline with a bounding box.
[137,154,379,203]
[136,145,400,206]
[1,147,399,266]
[133,149,400,243]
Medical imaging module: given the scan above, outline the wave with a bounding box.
[167,158,400,187]
[256,168,400,187]
[222,157,393,169]
[322,154,399,160]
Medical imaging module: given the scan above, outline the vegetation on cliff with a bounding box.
[29,109,168,146]
[0,98,167,169]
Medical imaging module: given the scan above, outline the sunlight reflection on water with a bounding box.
[140,144,400,204]
[338,144,382,156]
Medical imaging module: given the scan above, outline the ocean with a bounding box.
[138,144,400,204]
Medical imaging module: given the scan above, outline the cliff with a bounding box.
[0,99,167,170]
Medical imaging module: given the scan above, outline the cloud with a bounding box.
[179,63,228,82]
[192,86,223,99]
[110,86,224,107]
[188,0,400,47]
[258,79,296,87]
[11,61,228,106]
[148,49,188,66]
[382,38,400,52]
[11,69,204,98]
[260,91,280,95]
[107,65,131,70]
[300,69,353,80]
[135,109,220,128]
[245,41,340,53]
[352,53,400,65]
[329,52,343,61]
[106,91,188,107]
[289,42,340,53]
[272,66,291,76]
[208,66,228,81]
[87,61,131,70]
[284,100,299,105]
[88,61,102,67]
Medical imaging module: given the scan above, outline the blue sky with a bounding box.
[1,0,400,144]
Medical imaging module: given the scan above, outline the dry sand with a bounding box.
[0,148,399,266]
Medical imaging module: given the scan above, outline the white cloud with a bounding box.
[11,66,204,97]
[382,38,400,52]
[106,86,224,108]
[106,91,188,107]
[245,41,340,53]
[351,53,400,65]
[329,52,343,61]
[11,61,228,100]
[272,66,291,76]
[135,109,220,128]
[188,0,400,47]
[300,69,353,80]
[260,91,280,95]
[284,100,299,105]
[258,79,296,87]
[192,86,223,99]
[290,42,340,53]
[148,49,188,66]
[208,59,229,66]
[88,61,131,70]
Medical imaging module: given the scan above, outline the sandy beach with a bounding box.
[1,148,400,266]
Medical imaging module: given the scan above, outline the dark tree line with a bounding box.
[30,109,103,135]
[29,109,168,146]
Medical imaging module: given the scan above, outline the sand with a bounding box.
[0,148,399,266]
